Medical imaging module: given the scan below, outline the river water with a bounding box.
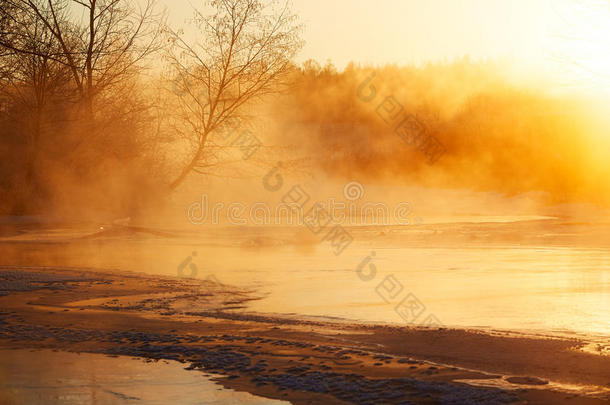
[0,349,287,405]
[0,219,608,339]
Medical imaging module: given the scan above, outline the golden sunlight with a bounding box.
[545,0,610,97]
[1,1,609,404]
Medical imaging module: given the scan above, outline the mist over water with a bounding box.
[2,1,610,404]
[1,218,608,338]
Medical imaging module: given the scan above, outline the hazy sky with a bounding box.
[162,0,551,67]
[291,0,551,68]
[160,0,610,95]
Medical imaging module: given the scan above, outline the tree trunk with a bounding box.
[169,127,210,190]
[169,147,203,190]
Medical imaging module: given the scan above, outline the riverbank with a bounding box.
[0,266,608,404]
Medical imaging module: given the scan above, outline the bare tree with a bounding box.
[0,2,72,190]
[0,0,167,214]
[1,0,164,113]
[165,0,302,190]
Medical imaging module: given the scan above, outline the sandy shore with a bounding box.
[0,266,608,404]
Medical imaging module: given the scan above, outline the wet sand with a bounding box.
[0,267,608,404]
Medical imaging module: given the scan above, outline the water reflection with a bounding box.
[0,349,287,405]
[0,222,608,337]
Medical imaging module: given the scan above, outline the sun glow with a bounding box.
[545,0,610,98]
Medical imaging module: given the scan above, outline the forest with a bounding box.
[1,0,607,219]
